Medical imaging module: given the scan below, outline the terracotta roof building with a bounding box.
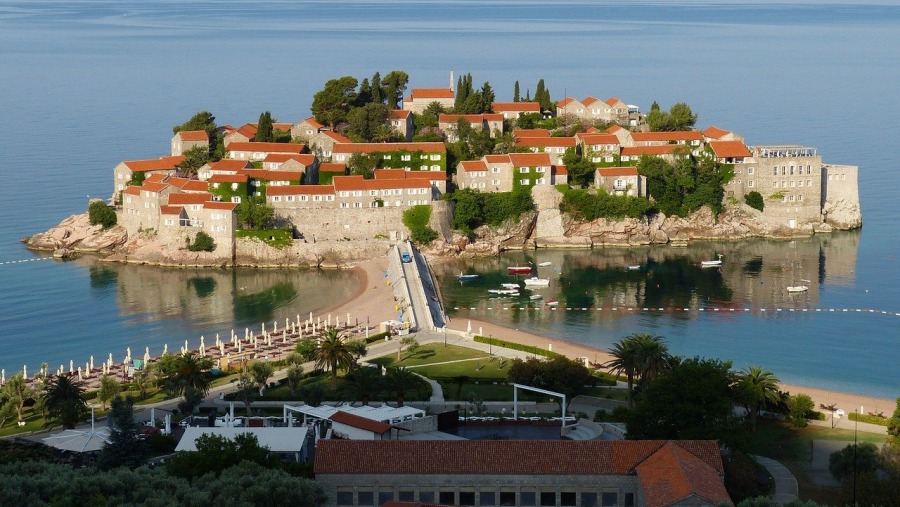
[314,439,731,507]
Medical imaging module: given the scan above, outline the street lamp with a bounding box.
[489,334,492,356]
[443,327,447,347]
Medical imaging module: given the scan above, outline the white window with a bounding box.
[790,181,795,187]
[430,154,441,161]
[492,179,500,185]
[164,218,174,226]
[470,183,479,189]
[353,191,363,197]
[536,178,545,185]
[431,165,440,171]
[369,190,378,196]
[213,182,220,189]
[272,196,282,202]
[535,167,546,173]
[807,165,812,174]
[479,182,486,188]
[420,188,428,194]
[383,154,391,160]
[520,179,530,185]
[300,195,308,201]
[520,167,530,173]
[231,183,238,190]
[339,191,350,197]
[287,195,295,202]
[773,181,778,188]
[401,154,411,161]
[420,165,428,170]
[748,180,755,188]
[354,202,362,208]
[314,195,322,202]
[799,195,804,201]
[125,197,132,204]
[790,195,795,201]
[491,167,500,173]
[782,196,787,202]
[748,167,755,175]
[192,204,201,211]
[327,195,334,201]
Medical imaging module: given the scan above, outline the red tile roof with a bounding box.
[492,102,541,112]
[175,130,209,142]
[208,159,252,171]
[122,186,141,196]
[709,140,751,159]
[121,157,184,173]
[267,185,334,196]
[508,153,553,166]
[332,142,446,155]
[605,125,627,134]
[578,134,621,146]
[319,162,347,173]
[227,124,258,139]
[209,174,249,184]
[597,167,639,177]
[376,170,445,181]
[145,173,168,183]
[407,88,455,100]
[142,181,170,193]
[484,154,512,164]
[556,97,576,108]
[702,126,732,139]
[631,131,704,143]
[554,165,568,176]
[314,440,724,476]
[458,160,488,173]
[514,128,551,138]
[389,110,411,119]
[203,201,238,211]
[514,136,577,148]
[272,122,293,132]
[439,114,488,124]
[160,205,183,216]
[226,142,305,154]
[320,131,352,143]
[330,410,392,434]
[165,177,209,192]
[298,117,324,129]
[636,442,731,507]
[168,193,212,205]
[264,153,316,165]
[605,97,625,106]
[582,96,601,106]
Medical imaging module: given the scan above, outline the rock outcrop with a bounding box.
[23,213,127,257]
[822,198,863,230]
[235,238,392,268]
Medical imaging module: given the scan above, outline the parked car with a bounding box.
[400,252,412,263]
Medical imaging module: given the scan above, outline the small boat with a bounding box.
[700,260,722,268]
[501,283,520,289]
[786,285,809,293]
[626,265,641,271]
[545,299,559,307]
[507,266,532,275]
[488,288,520,295]
[537,261,552,267]
[523,277,550,286]
[489,292,519,298]
[456,273,479,281]
[529,294,543,300]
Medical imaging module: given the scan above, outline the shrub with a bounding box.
[786,393,814,427]
[848,411,890,426]
[745,191,764,211]
[402,205,438,245]
[88,200,117,228]
[187,231,216,252]
[559,188,654,221]
[473,335,561,358]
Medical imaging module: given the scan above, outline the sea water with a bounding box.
[0,1,898,397]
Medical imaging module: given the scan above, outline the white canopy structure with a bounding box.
[175,426,310,461]
[283,404,424,426]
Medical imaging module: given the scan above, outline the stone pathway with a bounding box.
[752,455,799,504]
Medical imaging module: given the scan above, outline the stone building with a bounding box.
[514,136,577,165]
[402,88,455,114]
[438,114,504,142]
[291,117,325,142]
[389,110,414,141]
[455,153,566,193]
[170,130,209,156]
[112,156,183,199]
[314,440,731,507]
[556,96,631,125]
[492,101,541,121]
[332,142,447,173]
[225,142,305,161]
[595,167,644,197]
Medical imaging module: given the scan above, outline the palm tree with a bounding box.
[632,333,672,391]
[314,326,356,390]
[736,366,781,431]
[172,352,214,397]
[42,375,88,429]
[382,367,420,407]
[604,337,640,408]
[342,367,383,406]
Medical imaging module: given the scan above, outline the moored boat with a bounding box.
[786,285,809,293]
[529,294,543,300]
[501,283,520,289]
[626,265,641,271]
[545,299,559,307]
[523,277,550,286]
[537,261,552,267]
[507,266,532,275]
[488,288,520,295]
[700,260,722,268]
[457,273,479,281]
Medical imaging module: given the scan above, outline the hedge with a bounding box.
[848,412,890,426]
[365,331,390,344]
[473,335,561,358]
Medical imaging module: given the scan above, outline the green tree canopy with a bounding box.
[313,327,356,390]
[645,101,698,132]
[381,70,409,109]
[177,145,210,179]
[637,152,732,217]
[235,196,275,230]
[89,200,117,228]
[829,442,881,482]
[255,111,274,142]
[97,395,147,470]
[41,375,87,429]
[346,102,394,143]
[97,374,120,410]
[561,147,596,187]
[734,366,781,431]
[311,76,359,128]
[507,356,594,402]
[155,352,214,399]
[173,111,217,135]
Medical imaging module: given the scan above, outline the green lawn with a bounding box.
[235,229,293,248]
[368,344,491,369]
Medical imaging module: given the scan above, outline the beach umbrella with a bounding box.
[183,340,188,354]
[336,316,340,328]
[219,342,224,355]
[163,343,168,355]
[297,314,301,327]
[84,362,90,378]
[285,318,289,331]
[273,321,277,334]
[90,356,94,371]
[479,326,483,336]
[261,322,266,335]
[23,365,27,379]
[245,328,249,340]
[70,360,74,373]
[467,320,472,335]
[347,313,351,326]
[77,367,82,381]
[199,336,205,356]
[327,314,331,326]
[309,311,313,322]
[237,341,242,353]
[108,353,113,367]
[144,347,150,365]
[126,347,131,363]
[1,369,4,384]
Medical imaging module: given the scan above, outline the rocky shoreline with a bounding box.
[25,195,861,267]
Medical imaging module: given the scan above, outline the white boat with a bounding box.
[488,288,520,295]
[786,285,809,293]
[626,265,641,271]
[545,299,559,307]
[700,260,722,268]
[501,283,520,289]
[456,273,479,281]
[529,294,543,300]
[537,261,552,267]
[523,277,550,287]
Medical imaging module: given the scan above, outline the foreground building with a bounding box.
[315,439,732,507]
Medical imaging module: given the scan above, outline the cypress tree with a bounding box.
[513,81,520,102]
[255,111,274,142]
[371,72,383,104]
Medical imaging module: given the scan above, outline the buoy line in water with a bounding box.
[0,257,52,266]
[453,306,900,316]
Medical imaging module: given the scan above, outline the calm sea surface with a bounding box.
[1,1,898,398]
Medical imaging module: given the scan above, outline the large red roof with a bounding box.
[226,142,305,154]
[702,126,732,139]
[237,169,303,181]
[332,175,431,192]
[508,153,553,166]
[513,128,551,138]
[314,440,724,476]
[329,410,392,434]
[636,442,731,507]
[332,142,446,155]
[121,156,183,173]
[208,159,252,171]
[264,153,316,165]
[203,201,238,211]
[168,192,212,205]
[267,185,334,196]
[492,102,540,112]
[598,167,639,177]
[514,136,577,148]
[319,162,347,173]
[408,88,455,100]
[209,174,248,184]
[175,130,209,142]
[621,145,682,156]
[578,133,621,146]
[458,160,488,173]
[709,140,751,158]
[631,131,704,142]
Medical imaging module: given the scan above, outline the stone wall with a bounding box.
[822,164,862,229]
[274,207,409,242]
[235,238,393,268]
[393,414,438,433]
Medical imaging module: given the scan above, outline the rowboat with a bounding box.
[523,277,550,287]
[537,261,552,267]
[529,294,543,300]
[545,299,559,307]
[488,288,520,295]
[457,273,479,281]
[786,285,809,293]
[700,260,722,268]
[626,265,641,271]
[501,283,520,289]
[507,266,532,275]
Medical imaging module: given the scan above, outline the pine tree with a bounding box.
[255,111,274,142]
[480,81,495,113]
[371,72,383,104]
[357,78,372,106]
[513,81,520,102]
